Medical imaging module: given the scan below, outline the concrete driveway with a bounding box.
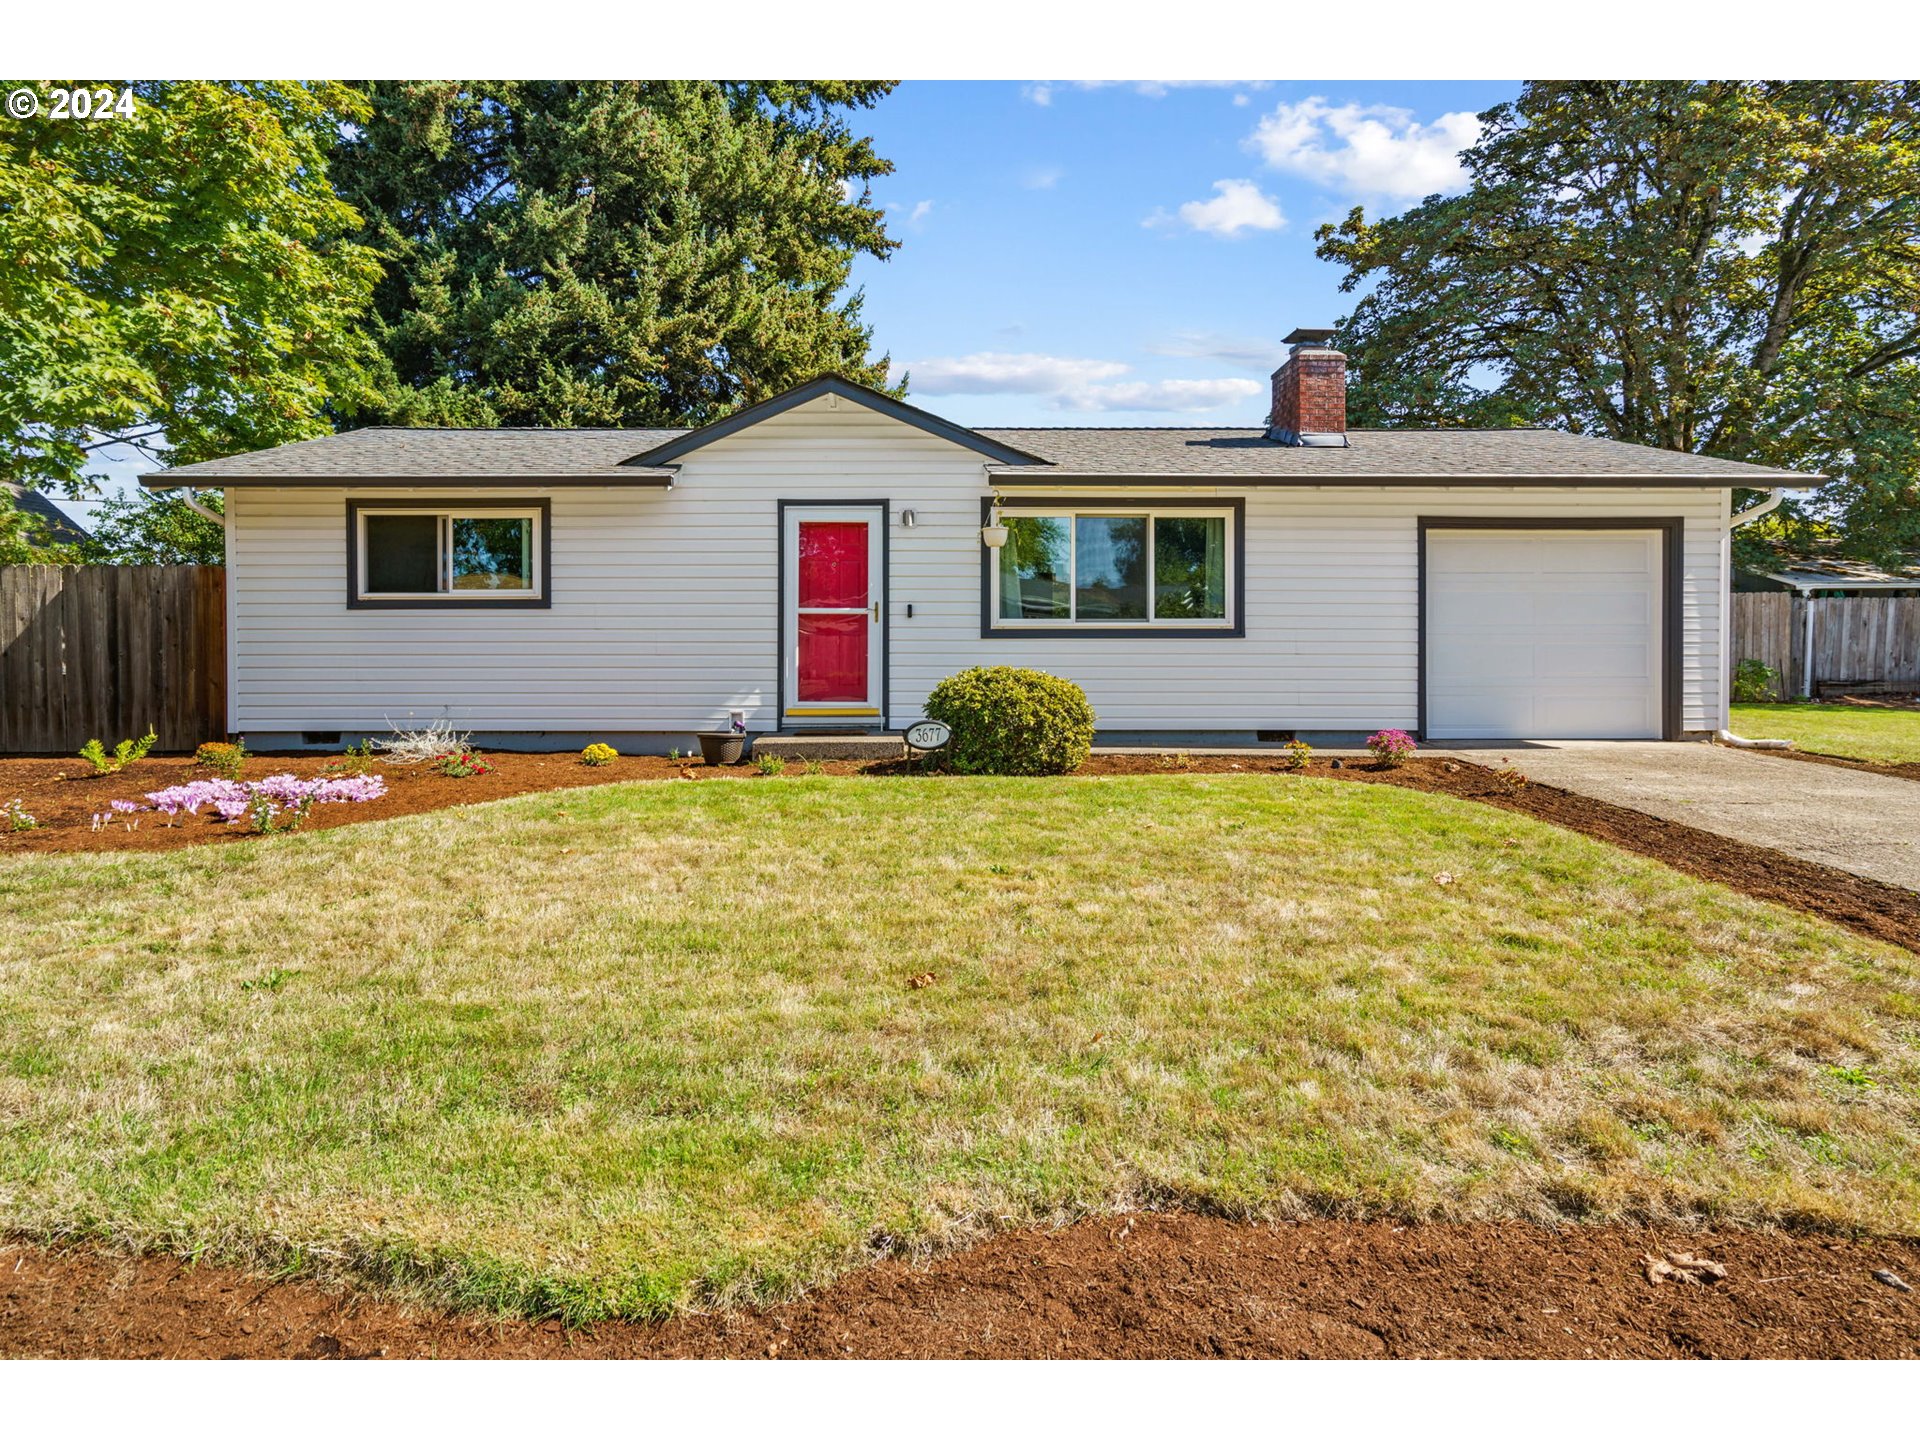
[1431,741,1920,893]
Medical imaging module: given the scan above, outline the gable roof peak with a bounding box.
[620,374,1051,468]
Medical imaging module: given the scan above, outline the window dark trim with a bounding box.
[346,498,553,610]
[1416,516,1684,742]
[775,499,891,730]
[978,496,1247,639]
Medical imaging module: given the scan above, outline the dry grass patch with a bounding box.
[2,775,1917,1321]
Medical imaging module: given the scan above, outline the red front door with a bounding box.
[785,506,882,718]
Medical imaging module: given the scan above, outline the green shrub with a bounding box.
[77,727,156,775]
[1732,658,1782,703]
[194,740,248,779]
[753,752,787,776]
[922,666,1095,776]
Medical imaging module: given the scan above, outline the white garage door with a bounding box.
[1426,528,1663,740]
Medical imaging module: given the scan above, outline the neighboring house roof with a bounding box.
[142,377,1819,489]
[3,483,90,545]
[1741,550,1920,592]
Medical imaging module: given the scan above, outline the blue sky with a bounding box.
[852,80,1518,428]
[73,79,1517,519]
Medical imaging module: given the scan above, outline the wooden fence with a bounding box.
[1731,592,1920,699]
[0,565,226,755]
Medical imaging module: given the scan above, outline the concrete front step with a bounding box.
[754,732,906,761]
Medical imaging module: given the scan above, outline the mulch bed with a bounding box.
[1748,747,1920,784]
[5,1218,1916,1359]
[3,748,1916,954]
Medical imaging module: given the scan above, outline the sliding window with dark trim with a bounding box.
[980,497,1245,638]
[346,499,552,610]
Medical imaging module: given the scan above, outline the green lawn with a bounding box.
[1732,702,1920,765]
[4,775,1918,1321]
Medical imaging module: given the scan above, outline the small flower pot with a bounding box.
[697,732,749,766]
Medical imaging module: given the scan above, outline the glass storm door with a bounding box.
[783,505,884,721]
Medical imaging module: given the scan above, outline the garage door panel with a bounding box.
[1429,637,1537,679]
[1535,590,1649,627]
[1545,538,1657,574]
[1537,644,1651,681]
[1427,529,1661,741]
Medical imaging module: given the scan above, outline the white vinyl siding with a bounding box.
[223,396,1730,738]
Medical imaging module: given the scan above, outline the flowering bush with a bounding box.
[142,773,388,827]
[194,740,248,779]
[580,743,618,767]
[6,797,36,832]
[1366,728,1417,768]
[1284,738,1313,770]
[436,751,495,778]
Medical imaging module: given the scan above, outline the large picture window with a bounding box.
[993,506,1236,630]
[349,502,548,608]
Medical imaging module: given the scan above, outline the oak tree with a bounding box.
[1317,82,1920,563]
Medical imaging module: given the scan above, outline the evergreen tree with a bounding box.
[332,82,901,428]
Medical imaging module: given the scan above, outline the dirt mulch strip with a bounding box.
[1742,747,1920,784]
[5,1219,1916,1359]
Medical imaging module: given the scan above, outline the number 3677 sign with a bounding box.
[903,720,951,752]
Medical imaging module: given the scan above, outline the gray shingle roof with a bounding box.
[4,483,91,544]
[145,419,1816,488]
[147,427,683,484]
[975,427,1815,484]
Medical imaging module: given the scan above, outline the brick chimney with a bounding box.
[1267,328,1347,446]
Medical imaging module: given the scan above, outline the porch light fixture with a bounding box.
[900,508,917,528]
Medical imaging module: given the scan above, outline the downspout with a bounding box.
[1717,488,1795,749]
[1728,488,1785,531]
[177,488,226,529]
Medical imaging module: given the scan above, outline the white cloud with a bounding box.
[1025,80,1270,104]
[1149,179,1286,237]
[1247,97,1482,200]
[881,197,935,231]
[1059,378,1264,413]
[1148,330,1281,372]
[897,353,1261,414]
[1020,165,1064,190]
[899,352,1129,396]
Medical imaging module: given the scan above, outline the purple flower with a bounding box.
[138,773,386,827]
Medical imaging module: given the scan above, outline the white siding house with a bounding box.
[148,358,1803,751]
